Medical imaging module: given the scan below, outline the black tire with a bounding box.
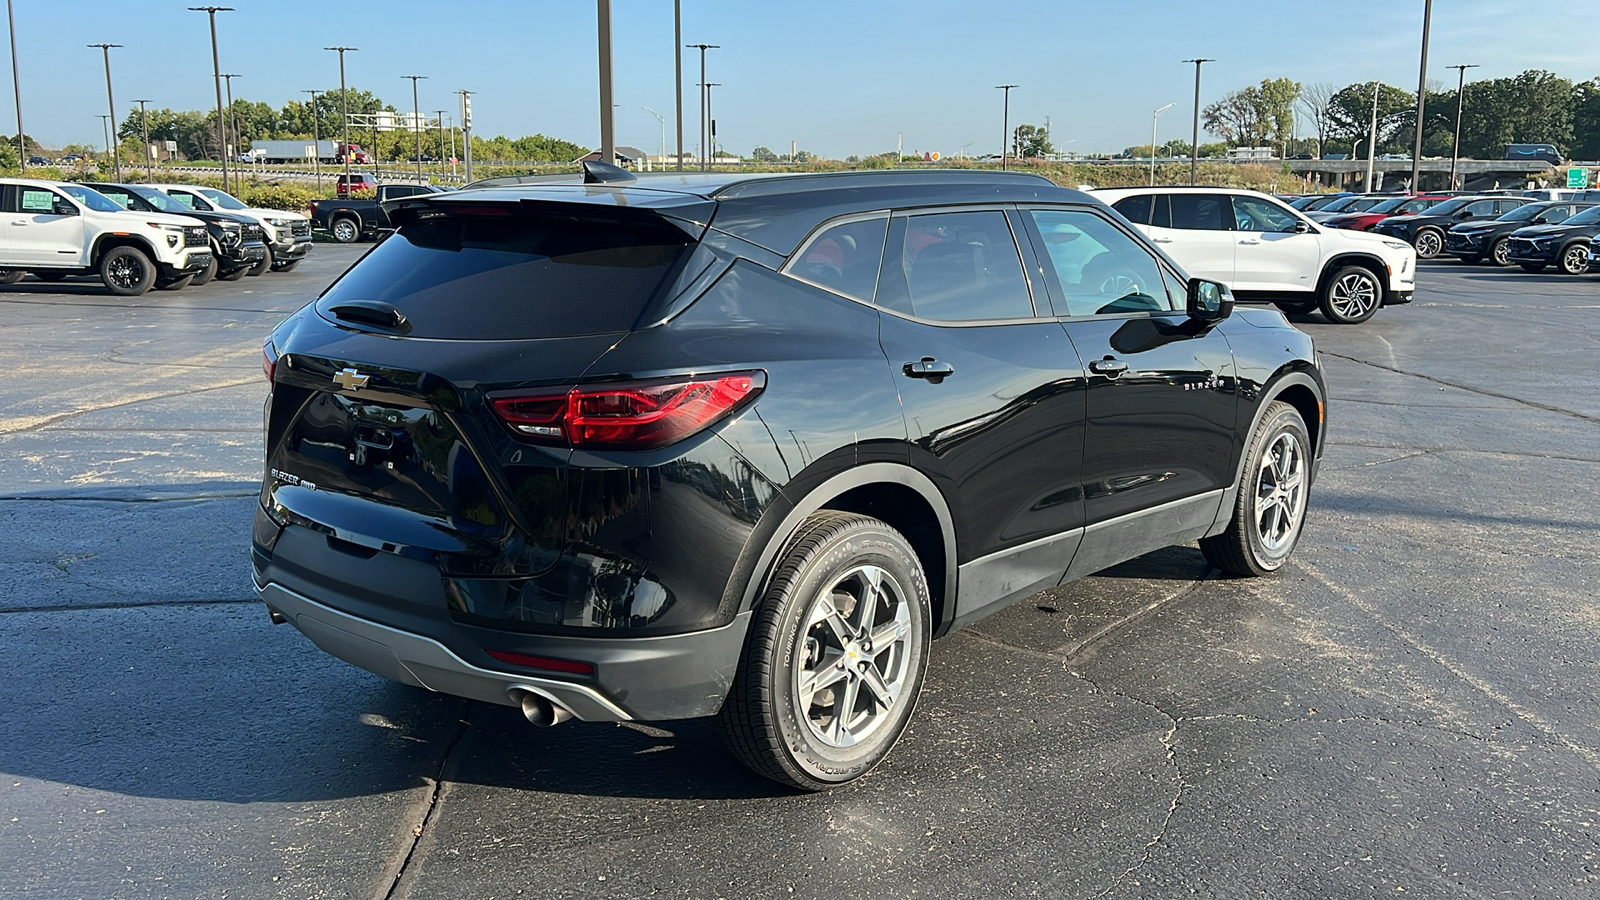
[721,511,931,791]
[1412,227,1444,259]
[331,217,361,243]
[1558,243,1590,275]
[191,253,218,286]
[1200,401,1312,577]
[98,245,155,297]
[1519,262,1547,273]
[246,245,272,277]
[270,259,300,273]
[1318,265,1381,324]
[0,269,25,285]
[155,273,194,291]
[1489,238,1512,267]
[29,271,68,283]
[216,263,249,282]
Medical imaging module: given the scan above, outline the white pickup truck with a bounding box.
[0,178,213,295]
[149,184,312,275]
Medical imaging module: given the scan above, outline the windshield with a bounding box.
[1498,204,1550,223]
[1301,195,1346,211]
[1424,198,1473,217]
[1367,197,1412,214]
[1561,206,1600,226]
[1319,196,1362,212]
[1345,197,1385,212]
[196,188,248,210]
[57,184,126,213]
[1289,196,1320,210]
[128,186,190,213]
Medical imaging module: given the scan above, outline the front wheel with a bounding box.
[1200,401,1312,577]
[1559,243,1590,275]
[1489,238,1512,267]
[0,269,25,285]
[331,217,361,243]
[1413,228,1443,259]
[99,246,155,296]
[1319,265,1381,324]
[721,511,931,791]
[246,245,272,277]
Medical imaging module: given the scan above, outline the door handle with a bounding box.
[1151,237,1172,243]
[1089,357,1129,376]
[903,357,955,383]
[1239,239,1261,245]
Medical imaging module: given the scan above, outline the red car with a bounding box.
[335,172,379,198]
[1323,193,1453,231]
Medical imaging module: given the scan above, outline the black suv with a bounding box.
[254,167,1327,790]
[1504,204,1600,274]
[1371,195,1531,259]
[94,184,268,283]
[1444,201,1599,266]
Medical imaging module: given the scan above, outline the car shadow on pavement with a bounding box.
[1089,544,1211,580]
[0,281,115,296]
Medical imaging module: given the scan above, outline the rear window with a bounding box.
[319,212,694,339]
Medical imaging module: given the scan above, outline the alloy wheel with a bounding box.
[795,564,914,749]
[1414,230,1442,259]
[1561,245,1589,275]
[1491,239,1510,267]
[1254,432,1307,555]
[108,255,144,290]
[1328,272,1377,321]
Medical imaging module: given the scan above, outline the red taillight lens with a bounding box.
[490,371,765,451]
[262,339,278,382]
[485,649,595,675]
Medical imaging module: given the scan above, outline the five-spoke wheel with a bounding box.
[1202,401,1312,576]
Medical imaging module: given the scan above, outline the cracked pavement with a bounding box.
[2,251,1598,898]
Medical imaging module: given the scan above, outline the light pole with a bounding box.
[221,73,240,171]
[1447,63,1478,191]
[1365,81,1380,191]
[1411,0,1433,191]
[436,110,448,177]
[8,0,24,171]
[686,43,718,170]
[96,114,111,168]
[324,47,356,190]
[642,106,665,169]
[402,75,426,182]
[1151,102,1176,186]
[303,89,323,191]
[995,84,1017,170]
[1182,58,1213,184]
[189,7,233,193]
[87,43,122,181]
[674,0,683,171]
[457,89,473,182]
[597,0,614,168]
[704,83,720,163]
[134,98,152,180]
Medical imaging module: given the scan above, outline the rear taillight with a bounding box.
[262,339,278,382]
[490,371,765,451]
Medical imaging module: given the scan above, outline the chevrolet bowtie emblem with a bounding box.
[333,368,371,391]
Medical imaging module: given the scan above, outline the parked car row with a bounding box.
[0,178,311,295]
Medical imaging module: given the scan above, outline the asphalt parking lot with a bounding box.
[2,247,1597,899]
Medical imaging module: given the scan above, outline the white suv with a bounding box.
[0,178,212,295]
[149,184,312,275]
[1095,186,1416,324]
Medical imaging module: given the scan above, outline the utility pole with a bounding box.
[221,73,240,172]
[8,0,25,171]
[97,114,111,169]
[704,83,720,164]
[458,89,473,182]
[1182,58,1213,184]
[189,8,233,193]
[596,0,615,168]
[1411,0,1433,192]
[1151,102,1176,186]
[1366,81,1380,191]
[1447,63,1478,191]
[134,98,152,180]
[674,0,683,171]
[87,43,122,181]
[686,43,718,170]
[303,89,322,191]
[436,110,448,178]
[324,47,357,190]
[995,84,1017,171]
[402,75,426,182]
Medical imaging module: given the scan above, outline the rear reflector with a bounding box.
[485,649,595,676]
[490,370,765,451]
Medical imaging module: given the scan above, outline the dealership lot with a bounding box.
[1,249,1597,898]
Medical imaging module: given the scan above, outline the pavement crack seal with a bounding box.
[0,598,259,614]
[381,701,473,900]
[0,378,260,436]
[1296,558,1600,774]
[1321,351,1600,425]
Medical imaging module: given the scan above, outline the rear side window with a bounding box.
[1170,194,1230,230]
[786,216,888,302]
[319,213,694,339]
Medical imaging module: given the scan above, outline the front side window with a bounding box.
[1462,200,1498,217]
[879,210,1035,321]
[57,185,124,213]
[1029,209,1178,317]
[1230,195,1301,233]
[786,215,887,302]
[165,190,203,210]
[12,187,64,214]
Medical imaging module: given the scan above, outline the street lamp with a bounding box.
[1151,102,1176,186]
[597,0,614,168]
[435,110,448,177]
[87,43,122,181]
[995,84,1018,171]
[134,98,152,181]
[8,0,24,171]
[221,73,240,170]
[1448,63,1479,190]
[1411,0,1433,191]
[324,47,357,189]
[1182,58,1213,184]
[188,7,234,193]
[96,114,111,169]
[703,83,720,163]
[685,43,719,170]
[402,75,426,182]
[642,106,665,169]
[674,0,683,171]
[302,89,323,191]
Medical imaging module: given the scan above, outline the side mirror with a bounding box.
[1187,278,1233,322]
[51,200,78,217]
[1292,219,1312,234]
[1457,210,1473,218]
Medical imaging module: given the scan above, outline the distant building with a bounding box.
[1227,146,1276,161]
[575,146,650,170]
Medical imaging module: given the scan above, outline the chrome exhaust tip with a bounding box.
[509,688,573,727]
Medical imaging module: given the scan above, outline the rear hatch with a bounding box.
[263,189,712,580]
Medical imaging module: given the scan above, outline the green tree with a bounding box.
[1453,70,1575,158]
[1326,82,1414,154]
[1012,123,1052,158]
[749,146,779,162]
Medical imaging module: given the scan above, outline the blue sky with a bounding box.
[7,0,1589,157]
